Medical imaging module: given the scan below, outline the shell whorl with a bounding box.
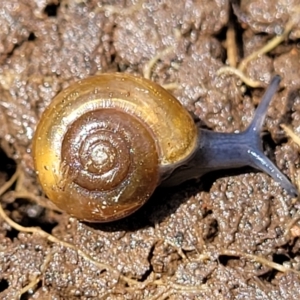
[33,73,197,222]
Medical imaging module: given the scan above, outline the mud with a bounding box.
[0,0,300,299]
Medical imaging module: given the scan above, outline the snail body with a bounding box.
[33,74,297,222]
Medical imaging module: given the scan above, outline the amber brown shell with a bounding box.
[33,73,197,222]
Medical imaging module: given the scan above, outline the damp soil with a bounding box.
[1,0,300,299]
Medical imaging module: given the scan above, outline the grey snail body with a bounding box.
[33,74,297,222]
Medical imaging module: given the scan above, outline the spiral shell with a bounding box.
[33,73,197,222]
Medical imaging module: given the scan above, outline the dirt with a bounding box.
[1,0,300,299]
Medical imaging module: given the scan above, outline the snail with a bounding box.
[33,73,298,222]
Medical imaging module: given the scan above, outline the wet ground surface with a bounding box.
[1,0,300,299]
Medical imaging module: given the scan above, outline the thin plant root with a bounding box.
[281,124,300,146]
[17,277,40,300]
[147,283,209,300]
[281,123,300,192]
[142,29,181,90]
[16,252,52,300]
[219,6,300,87]
[219,249,300,276]
[192,248,300,276]
[238,17,295,73]
[0,166,141,291]
[148,246,300,299]
[143,44,180,90]
[280,124,300,238]
[1,166,300,298]
[225,24,238,68]
[0,203,139,286]
[143,46,175,80]
[10,190,62,212]
[95,0,179,90]
[216,67,262,87]
[285,210,300,237]
[4,164,62,212]
[0,166,212,299]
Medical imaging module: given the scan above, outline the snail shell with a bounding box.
[33,73,197,222]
